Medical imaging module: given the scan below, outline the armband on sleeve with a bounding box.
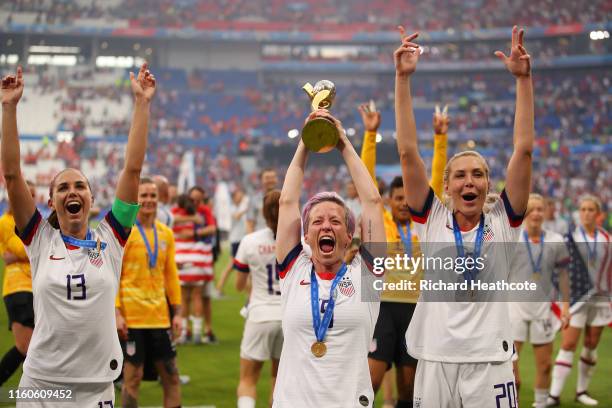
[112,198,140,228]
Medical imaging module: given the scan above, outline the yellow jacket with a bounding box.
[361,130,447,302]
[116,220,181,328]
[0,212,32,296]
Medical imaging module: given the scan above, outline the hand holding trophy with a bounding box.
[301,80,339,153]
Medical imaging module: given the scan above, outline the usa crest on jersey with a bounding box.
[338,275,355,297]
[88,248,103,268]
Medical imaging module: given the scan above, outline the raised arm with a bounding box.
[276,140,308,263]
[315,111,385,244]
[495,26,534,215]
[115,63,156,204]
[394,28,430,212]
[1,67,36,231]
[430,105,449,198]
[358,103,381,183]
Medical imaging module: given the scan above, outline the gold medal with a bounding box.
[311,341,327,358]
[532,272,541,281]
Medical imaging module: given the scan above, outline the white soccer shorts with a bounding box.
[17,374,115,407]
[240,319,283,361]
[570,302,612,328]
[511,313,560,345]
[413,359,517,408]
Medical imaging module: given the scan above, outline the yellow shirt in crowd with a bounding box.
[116,220,181,328]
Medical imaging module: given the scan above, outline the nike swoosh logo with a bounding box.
[299,280,310,285]
[49,255,65,261]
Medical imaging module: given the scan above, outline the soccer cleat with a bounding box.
[576,392,598,406]
[179,375,190,385]
[545,395,560,407]
[203,331,218,345]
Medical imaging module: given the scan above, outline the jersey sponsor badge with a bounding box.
[49,254,65,261]
[126,341,136,356]
[338,275,355,297]
[299,279,310,285]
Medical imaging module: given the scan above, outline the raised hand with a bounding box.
[494,26,531,78]
[1,66,24,105]
[394,26,420,77]
[433,104,450,134]
[358,103,381,132]
[130,62,156,102]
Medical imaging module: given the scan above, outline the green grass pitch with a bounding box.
[0,252,610,407]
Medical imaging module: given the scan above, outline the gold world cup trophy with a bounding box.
[301,80,339,153]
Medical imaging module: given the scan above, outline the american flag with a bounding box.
[338,275,355,297]
[88,249,103,268]
[483,223,495,242]
[560,230,593,311]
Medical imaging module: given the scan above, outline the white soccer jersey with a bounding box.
[272,243,380,408]
[233,227,281,322]
[510,229,570,320]
[406,188,523,363]
[18,209,128,382]
[571,226,610,295]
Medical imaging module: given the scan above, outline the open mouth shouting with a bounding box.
[65,200,83,215]
[318,235,336,255]
[461,193,478,204]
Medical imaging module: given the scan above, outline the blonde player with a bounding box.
[549,195,610,407]
[0,182,35,386]
[1,63,155,406]
[115,177,182,408]
[235,190,282,408]
[509,194,570,408]
[273,110,385,407]
[395,26,533,407]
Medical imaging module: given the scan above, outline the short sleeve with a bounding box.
[409,188,446,244]
[16,210,53,277]
[233,237,250,273]
[96,212,129,281]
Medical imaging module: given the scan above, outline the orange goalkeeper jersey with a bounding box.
[0,212,32,297]
[116,220,181,328]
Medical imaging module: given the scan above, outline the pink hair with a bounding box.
[301,191,356,235]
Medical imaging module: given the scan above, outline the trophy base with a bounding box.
[302,117,339,153]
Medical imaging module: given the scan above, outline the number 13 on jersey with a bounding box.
[66,274,86,300]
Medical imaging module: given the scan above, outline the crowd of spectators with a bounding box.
[3,0,609,30]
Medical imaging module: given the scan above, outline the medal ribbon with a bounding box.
[136,220,158,269]
[61,230,107,251]
[452,213,485,283]
[310,263,348,343]
[580,227,598,264]
[397,221,412,257]
[523,230,544,275]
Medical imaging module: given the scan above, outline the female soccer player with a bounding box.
[116,177,182,408]
[509,194,570,408]
[1,63,155,406]
[549,195,610,407]
[234,190,282,408]
[0,181,35,386]
[273,111,385,407]
[395,26,533,407]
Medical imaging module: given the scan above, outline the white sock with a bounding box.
[550,349,574,397]
[577,347,597,393]
[192,317,203,338]
[181,318,189,338]
[534,388,548,408]
[237,396,255,408]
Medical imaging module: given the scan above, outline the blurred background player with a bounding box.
[116,177,182,408]
[189,186,218,344]
[246,168,279,234]
[0,181,35,386]
[273,110,385,407]
[509,193,571,408]
[543,198,569,236]
[234,190,282,408]
[217,184,250,296]
[549,195,610,407]
[363,102,448,408]
[396,26,534,406]
[153,174,174,227]
[1,63,154,406]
